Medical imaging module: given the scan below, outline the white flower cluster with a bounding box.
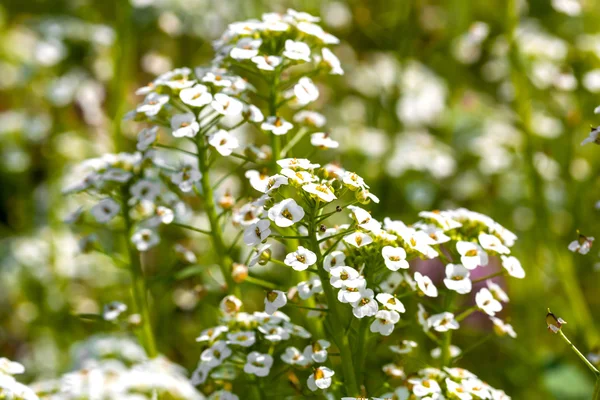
[0,358,38,400]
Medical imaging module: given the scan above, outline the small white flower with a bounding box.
[376,293,406,313]
[581,126,600,145]
[261,116,294,135]
[102,301,127,321]
[343,232,373,248]
[303,183,337,202]
[268,198,305,227]
[137,126,158,151]
[147,205,174,227]
[348,205,381,232]
[410,378,442,398]
[131,229,159,251]
[351,288,379,318]
[211,93,244,117]
[171,113,200,138]
[208,391,238,400]
[478,233,510,254]
[244,352,273,377]
[443,264,472,294]
[417,303,430,331]
[265,290,287,315]
[307,366,335,391]
[321,48,344,75]
[277,158,320,170]
[196,325,228,342]
[243,219,271,246]
[370,310,400,336]
[463,378,492,399]
[490,316,517,338]
[330,266,360,288]
[243,104,264,122]
[323,251,345,272]
[568,234,595,255]
[220,295,242,314]
[227,331,256,347]
[294,110,326,127]
[418,210,462,231]
[501,255,525,278]
[337,276,366,303]
[281,346,310,366]
[91,198,120,223]
[390,340,417,354]
[382,246,409,271]
[428,312,459,332]
[456,241,489,270]
[303,339,331,363]
[310,132,339,149]
[130,179,161,202]
[137,92,169,116]
[258,323,290,342]
[208,129,239,156]
[179,84,212,107]
[230,38,262,60]
[171,165,201,192]
[487,280,509,303]
[0,358,25,375]
[284,246,317,271]
[431,345,461,359]
[415,272,438,297]
[201,340,231,368]
[252,55,283,71]
[445,378,471,400]
[294,77,319,105]
[297,277,323,300]
[475,288,503,316]
[283,39,311,62]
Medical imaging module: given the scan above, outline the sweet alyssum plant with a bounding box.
[1,9,526,400]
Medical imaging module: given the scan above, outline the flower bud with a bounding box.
[232,263,249,283]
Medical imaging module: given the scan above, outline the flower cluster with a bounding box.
[0,358,38,400]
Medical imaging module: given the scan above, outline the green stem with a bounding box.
[244,275,278,290]
[441,331,453,367]
[455,307,477,322]
[355,318,370,387]
[121,187,157,357]
[558,329,600,377]
[196,141,240,297]
[593,378,600,400]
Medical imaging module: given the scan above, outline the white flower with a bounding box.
[475,288,502,316]
[131,229,159,252]
[91,198,120,223]
[446,378,472,400]
[323,251,345,272]
[303,183,337,202]
[171,113,199,138]
[283,40,311,62]
[284,246,317,271]
[303,339,331,363]
[500,255,525,278]
[382,246,409,271]
[390,340,417,354]
[130,179,161,201]
[171,165,201,192]
[202,70,233,87]
[249,243,271,267]
[337,276,366,303]
[230,38,262,60]
[456,241,489,270]
[343,232,373,248]
[478,233,510,254]
[227,331,256,347]
[427,312,459,332]
[136,126,158,151]
[261,116,294,135]
[258,324,290,342]
[137,92,169,116]
[244,352,273,377]
[208,129,239,156]
[211,93,244,117]
[376,293,406,313]
[294,77,319,105]
[410,378,442,398]
[201,340,231,367]
[415,272,438,297]
[392,223,438,258]
[268,198,305,227]
[243,219,271,246]
[297,277,323,300]
[0,358,25,375]
[418,210,462,231]
[330,266,360,288]
[102,301,127,321]
[220,295,242,314]
[487,280,509,302]
[321,48,344,75]
[265,290,287,315]
[443,264,472,294]
[463,378,492,399]
[581,126,600,145]
[351,288,378,318]
[568,234,595,254]
[348,205,381,232]
[431,345,461,359]
[294,110,326,127]
[277,158,320,170]
[281,347,310,366]
[179,84,212,107]
[196,325,228,342]
[417,303,430,331]
[491,316,517,338]
[370,310,400,336]
[310,132,339,149]
[307,367,335,391]
[243,104,264,123]
[252,55,283,71]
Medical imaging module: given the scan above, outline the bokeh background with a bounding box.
[1,0,600,398]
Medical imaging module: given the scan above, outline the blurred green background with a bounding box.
[1,0,600,398]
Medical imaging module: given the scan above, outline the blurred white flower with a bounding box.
[443,264,472,294]
[370,310,400,336]
[171,113,200,138]
[208,130,239,156]
[475,288,502,316]
[91,198,120,223]
[264,290,287,315]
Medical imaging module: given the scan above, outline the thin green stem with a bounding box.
[171,222,212,236]
[244,275,278,290]
[455,307,477,322]
[355,317,370,387]
[154,143,198,157]
[471,270,505,284]
[558,329,600,377]
[593,378,600,400]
